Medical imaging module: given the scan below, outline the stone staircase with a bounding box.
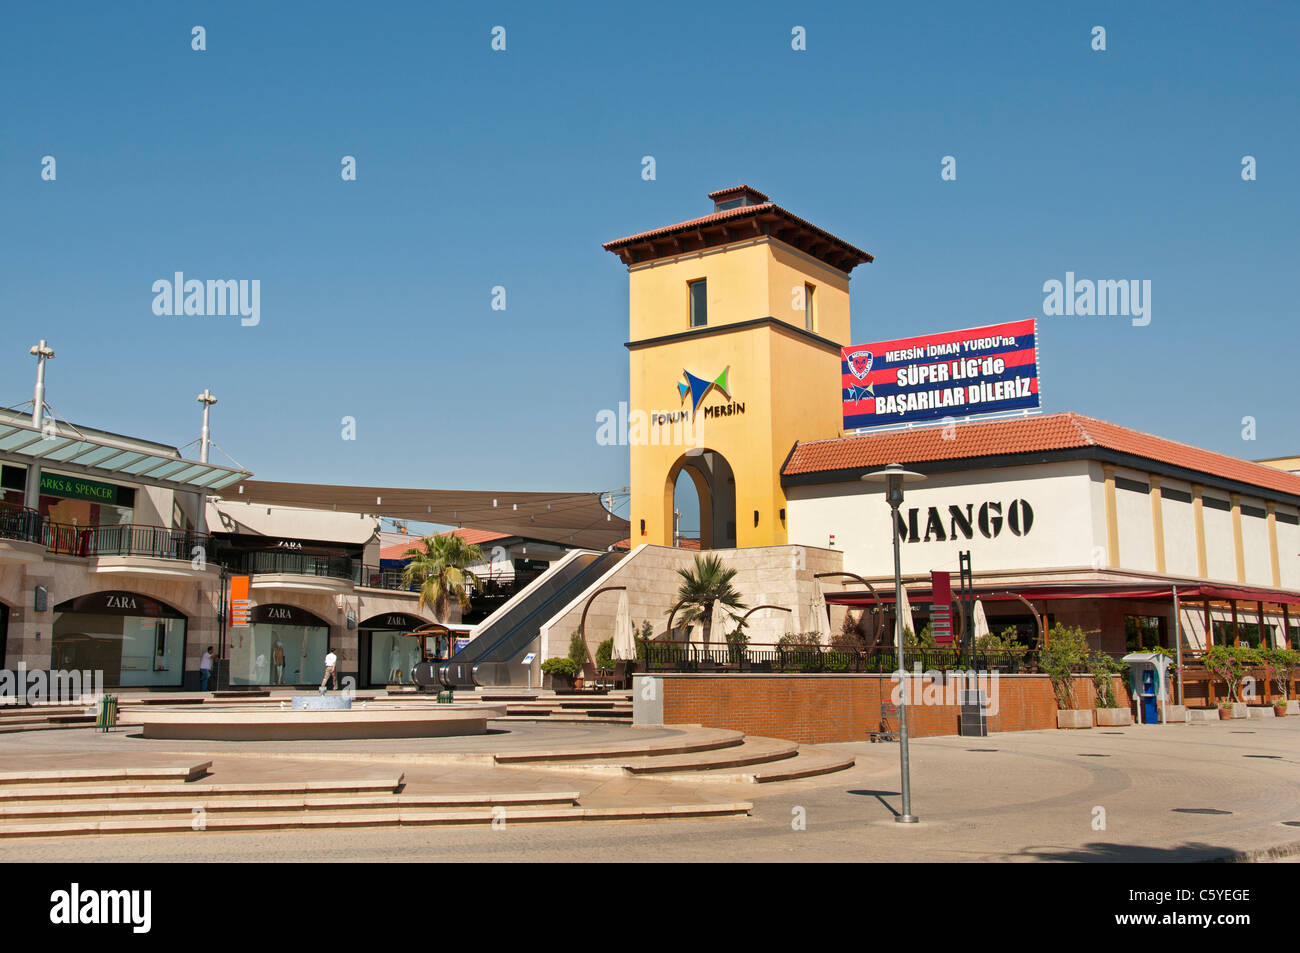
[494,725,855,783]
[0,761,752,838]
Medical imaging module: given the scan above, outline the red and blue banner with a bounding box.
[841,319,1039,430]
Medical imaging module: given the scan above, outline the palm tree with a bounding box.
[400,534,484,623]
[668,554,747,648]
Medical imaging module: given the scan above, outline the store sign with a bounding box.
[896,500,1034,543]
[228,576,251,627]
[54,590,183,618]
[250,604,327,627]
[842,319,1039,430]
[663,366,745,422]
[39,473,119,505]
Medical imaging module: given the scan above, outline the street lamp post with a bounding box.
[862,463,925,824]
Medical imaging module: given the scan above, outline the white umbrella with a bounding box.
[613,590,635,661]
[972,599,991,648]
[896,585,915,645]
[708,598,732,651]
[810,587,833,644]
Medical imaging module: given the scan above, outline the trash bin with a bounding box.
[96,695,118,732]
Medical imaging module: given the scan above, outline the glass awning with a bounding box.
[0,411,250,493]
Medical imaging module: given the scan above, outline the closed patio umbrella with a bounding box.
[708,598,732,652]
[897,585,915,644]
[810,586,833,644]
[972,599,991,648]
[613,590,635,661]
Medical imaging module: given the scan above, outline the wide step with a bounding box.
[0,762,211,786]
[622,737,799,774]
[0,776,405,802]
[0,802,753,837]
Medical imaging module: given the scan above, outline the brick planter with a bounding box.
[1056,710,1093,729]
[1095,708,1132,727]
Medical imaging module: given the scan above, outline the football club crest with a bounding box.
[847,349,874,381]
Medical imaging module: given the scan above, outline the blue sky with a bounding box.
[1,1,1296,535]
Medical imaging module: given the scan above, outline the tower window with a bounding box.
[689,279,708,327]
[804,283,816,331]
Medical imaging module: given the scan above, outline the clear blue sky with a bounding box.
[2,1,1296,535]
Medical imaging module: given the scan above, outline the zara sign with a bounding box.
[895,499,1034,543]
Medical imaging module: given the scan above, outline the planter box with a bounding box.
[1187,709,1219,723]
[1287,701,1299,716]
[1246,706,1276,719]
[1057,710,1093,729]
[1095,708,1132,727]
[1231,702,1248,718]
[1162,705,1188,724]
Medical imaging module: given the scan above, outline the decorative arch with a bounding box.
[664,448,737,550]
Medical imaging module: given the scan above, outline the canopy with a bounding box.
[827,582,1300,609]
[227,480,628,550]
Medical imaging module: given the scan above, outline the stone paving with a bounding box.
[0,717,1296,861]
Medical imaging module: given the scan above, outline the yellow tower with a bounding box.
[604,186,872,549]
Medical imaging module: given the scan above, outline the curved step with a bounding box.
[493,727,744,764]
[0,763,210,786]
[622,737,799,774]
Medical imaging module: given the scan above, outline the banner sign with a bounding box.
[228,576,251,627]
[842,319,1039,430]
[930,571,953,646]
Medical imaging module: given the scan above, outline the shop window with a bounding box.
[689,279,707,328]
[1212,620,1273,648]
[1125,615,1165,651]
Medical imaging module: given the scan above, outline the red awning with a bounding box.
[825,583,1300,607]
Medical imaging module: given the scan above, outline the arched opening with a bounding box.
[51,590,188,688]
[666,449,737,550]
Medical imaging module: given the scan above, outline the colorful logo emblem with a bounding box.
[847,349,874,381]
[677,367,731,413]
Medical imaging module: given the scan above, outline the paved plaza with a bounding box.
[1,715,1296,862]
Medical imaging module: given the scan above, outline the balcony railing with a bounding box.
[223,550,355,581]
[638,641,1050,675]
[0,503,209,561]
[354,564,416,591]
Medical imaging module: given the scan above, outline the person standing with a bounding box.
[199,646,214,692]
[319,647,338,694]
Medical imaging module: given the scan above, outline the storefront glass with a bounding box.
[366,630,422,686]
[51,592,186,688]
[229,605,331,686]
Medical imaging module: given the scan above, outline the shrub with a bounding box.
[595,638,614,669]
[1203,645,1260,703]
[541,657,578,677]
[1261,647,1299,700]
[1088,652,1125,709]
[823,650,851,673]
[1038,624,1092,710]
[568,630,588,667]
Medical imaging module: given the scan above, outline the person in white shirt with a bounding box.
[319,649,339,693]
[199,647,214,692]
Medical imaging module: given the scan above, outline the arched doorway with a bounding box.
[52,590,188,688]
[666,449,737,550]
[230,604,331,687]
[358,612,428,688]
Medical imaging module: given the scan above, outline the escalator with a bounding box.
[436,549,624,689]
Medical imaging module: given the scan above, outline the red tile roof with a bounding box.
[782,412,1300,500]
[438,528,512,546]
[379,528,512,561]
[708,184,770,203]
[603,188,872,273]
